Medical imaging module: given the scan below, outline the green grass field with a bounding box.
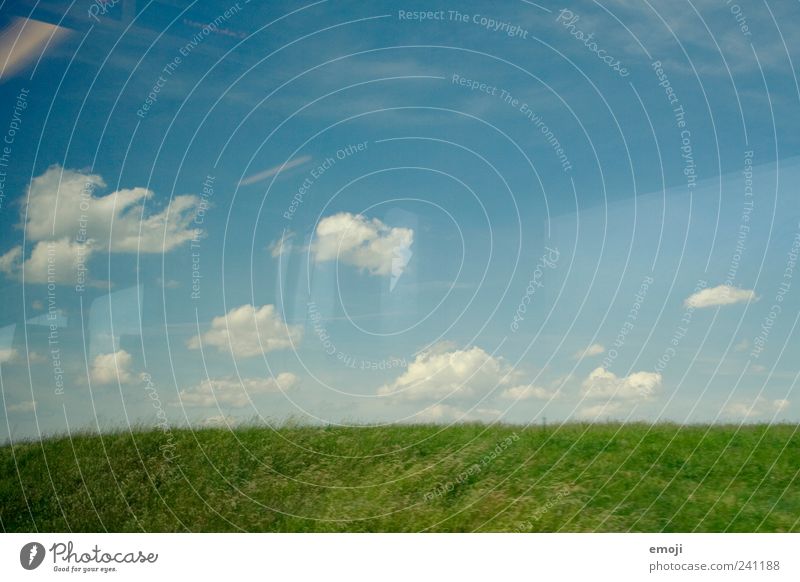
[1,423,798,532]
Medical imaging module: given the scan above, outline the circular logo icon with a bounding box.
[20,542,45,570]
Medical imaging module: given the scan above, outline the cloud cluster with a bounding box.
[684,285,756,309]
[725,397,790,419]
[90,350,134,385]
[0,348,18,364]
[188,304,302,358]
[581,367,661,399]
[0,166,199,284]
[376,344,557,424]
[268,231,295,258]
[312,212,413,277]
[377,345,512,401]
[177,373,297,408]
[578,366,662,419]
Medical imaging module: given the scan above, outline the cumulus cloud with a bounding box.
[0,335,48,368]
[1,238,94,285]
[0,246,21,275]
[684,285,756,309]
[7,400,36,413]
[577,401,625,419]
[268,231,295,258]
[500,384,557,400]
[27,351,47,364]
[725,397,789,419]
[378,345,516,400]
[90,350,134,385]
[177,373,297,408]
[774,399,791,412]
[188,304,302,358]
[577,367,662,420]
[581,367,662,400]
[312,212,413,277]
[26,165,198,251]
[0,166,199,284]
[574,343,605,359]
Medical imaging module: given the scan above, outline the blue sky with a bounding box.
[1,0,799,439]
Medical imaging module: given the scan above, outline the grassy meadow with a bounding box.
[1,423,798,532]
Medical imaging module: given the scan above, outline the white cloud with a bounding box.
[577,401,625,419]
[7,400,36,413]
[725,397,790,419]
[0,348,18,364]
[1,166,199,284]
[268,231,295,258]
[581,367,662,400]
[312,212,413,277]
[500,384,557,400]
[239,156,311,186]
[577,367,661,419]
[378,345,515,400]
[574,343,605,359]
[0,246,21,275]
[774,399,790,412]
[25,165,198,252]
[734,338,750,352]
[177,373,297,408]
[28,351,47,363]
[3,238,94,285]
[90,350,134,385]
[188,304,302,358]
[684,285,756,309]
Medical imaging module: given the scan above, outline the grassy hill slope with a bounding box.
[1,423,798,532]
